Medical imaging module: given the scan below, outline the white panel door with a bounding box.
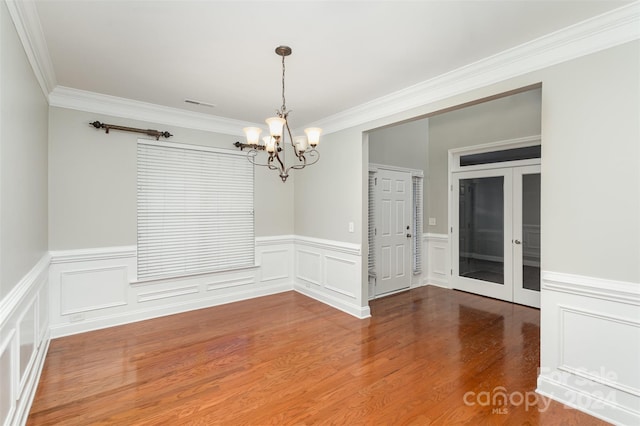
[375,169,411,296]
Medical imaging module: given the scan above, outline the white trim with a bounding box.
[295,235,361,256]
[255,235,296,247]
[0,330,16,426]
[0,253,50,426]
[424,233,448,242]
[538,270,640,425]
[49,246,136,264]
[368,163,424,178]
[50,281,291,338]
[4,0,56,99]
[7,1,639,136]
[542,271,640,306]
[294,283,370,319]
[49,86,258,137]
[450,135,541,172]
[0,253,50,327]
[449,135,541,156]
[307,3,639,134]
[537,376,639,426]
[15,336,49,426]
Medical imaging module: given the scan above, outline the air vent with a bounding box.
[184,99,216,108]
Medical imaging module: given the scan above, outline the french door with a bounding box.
[452,165,541,308]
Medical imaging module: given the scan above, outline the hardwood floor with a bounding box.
[28,287,608,425]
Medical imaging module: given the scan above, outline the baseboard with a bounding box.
[425,280,449,289]
[537,375,639,425]
[50,281,292,338]
[294,283,371,319]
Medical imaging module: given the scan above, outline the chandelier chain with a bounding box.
[281,54,286,113]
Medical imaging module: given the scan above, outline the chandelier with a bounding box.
[234,46,321,182]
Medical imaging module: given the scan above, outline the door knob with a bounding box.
[407,233,412,238]
[514,239,521,245]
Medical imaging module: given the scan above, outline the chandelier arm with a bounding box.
[270,144,286,174]
[285,121,302,157]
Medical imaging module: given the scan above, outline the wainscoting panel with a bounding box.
[537,271,640,425]
[293,236,370,319]
[49,237,294,338]
[0,254,50,426]
[296,250,322,286]
[425,233,450,288]
[60,266,128,315]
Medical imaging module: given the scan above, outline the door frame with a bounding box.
[447,135,541,306]
[369,163,423,297]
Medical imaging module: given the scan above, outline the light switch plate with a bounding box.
[348,222,354,233]
[428,217,436,226]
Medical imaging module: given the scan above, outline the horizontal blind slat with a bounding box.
[137,142,255,280]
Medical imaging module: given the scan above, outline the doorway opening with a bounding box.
[450,137,541,308]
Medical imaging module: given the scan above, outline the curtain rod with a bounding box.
[90,121,173,140]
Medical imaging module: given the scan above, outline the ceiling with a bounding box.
[34,0,630,127]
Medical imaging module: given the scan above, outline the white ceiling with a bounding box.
[34,0,630,127]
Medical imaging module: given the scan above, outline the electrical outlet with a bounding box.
[428,217,436,226]
[69,313,85,323]
[348,222,355,233]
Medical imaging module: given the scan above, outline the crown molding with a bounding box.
[8,0,639,136]
[307,2,640,135]
[4,0,57,99]
[49,86,259,136]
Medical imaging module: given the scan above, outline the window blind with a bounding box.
[412,176,423,275]
[368,171,376,277]
[137,141,254,281]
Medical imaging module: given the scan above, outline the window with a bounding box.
[459,145,541,167]
[137,140,254,281]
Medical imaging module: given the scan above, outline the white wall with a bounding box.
[368,118,429,172]
[0,2,51,425]
[48,107,294,250]
[0,1,48,299]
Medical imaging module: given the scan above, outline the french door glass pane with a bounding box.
[522,173,541,291]
[459,176,504,285]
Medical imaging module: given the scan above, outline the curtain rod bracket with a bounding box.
[90,121,173,140]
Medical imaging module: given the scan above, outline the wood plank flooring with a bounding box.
[28,287,608,425]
